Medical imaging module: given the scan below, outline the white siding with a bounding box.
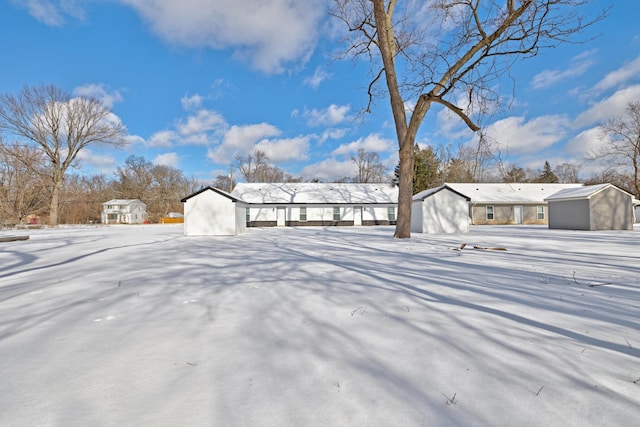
[411,201,424,233]
[184,190,237,236]
[412,188,469,233]
[234,203,247,234]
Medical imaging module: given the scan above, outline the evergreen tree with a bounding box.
[537,161,559,183]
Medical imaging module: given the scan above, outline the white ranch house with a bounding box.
[232,182,399,227]
[101,199,147,224]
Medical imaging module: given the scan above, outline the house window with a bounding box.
[333,207,340,221]
[300,207,307,222]
[486,205,494,220]
[388,206,396,221]
[537,205,545,220]
[246,208,251,223]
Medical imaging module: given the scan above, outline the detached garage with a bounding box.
[181,186,247,236]
[411,185,471,233]
[545,183,634,231]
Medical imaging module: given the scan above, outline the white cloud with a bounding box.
[304,67,331,89]
[255,136,310,163]
[530,51,595,90]
[73,84,123,109]
[207,123,281,163]
[299,158,355,181]
[304,104,351,127]
[153,152,179,168]
[317,128,348,145]
[483,115,570,155]
[331,134,395,156]
[565,127,605,157]
[120,0,326,73]
[181,93,204,111]
[75,148,117,173]
[593,55,640,92]
[18,0,65,27]
[146,130,177,148]
[178,109,226,136]
[573,85,640,129]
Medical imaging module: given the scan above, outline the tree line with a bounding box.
[0,153,199,226]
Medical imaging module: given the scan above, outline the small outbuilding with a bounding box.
[545,183,634,231]
[411,185,471,233]
[181,186,247,236]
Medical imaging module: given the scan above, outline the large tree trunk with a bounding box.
[49,181,60,226]
[394,141,414,238]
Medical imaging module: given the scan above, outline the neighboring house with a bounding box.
[101,199,147,224]
[411,185,471,233]
[181,186,247,236]
[445,183,584,225]
[545,183,634,231]
[634,199,640,223]
[231,182,399,227]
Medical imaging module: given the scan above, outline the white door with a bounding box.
[514,205,523,224]
[354,206,362,226]
[277,206,286,226]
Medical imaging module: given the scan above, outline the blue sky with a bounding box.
[2,0,639,183]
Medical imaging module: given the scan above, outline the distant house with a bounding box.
[545,183,634,231]
[101,199,147,224]
[634,199,640,223]
[181,187,247,236]
[411,185,471,233]
[445,183,584,225]
[231,182,399,227]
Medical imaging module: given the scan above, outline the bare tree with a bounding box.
[214,174,236,192]
[553,162,581,183]
[592,100,640,197]
[332,0,607,237]
[352,148,387,182]
[149,164,192,220]
[235,149,300,183]
[113,155,154,201]
[0,84,127,225]
[502,164,528,183]
[0,142,48,225]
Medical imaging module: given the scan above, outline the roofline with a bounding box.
[181,186,244,203]
[544,183,634,202]
[413,184,471,201]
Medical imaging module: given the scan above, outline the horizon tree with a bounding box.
[536,161,559,183]
[332,0,607,237]
[593,100,640,197]
[0,84,127,225]
[352,148,387,183]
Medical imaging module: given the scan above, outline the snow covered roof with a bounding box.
[102,199,146,206]
[544,183,632,201]
[445,183,584,203]
[413,184,471,201]
[231,182,398,204]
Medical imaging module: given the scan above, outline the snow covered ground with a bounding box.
[1,224,638,426]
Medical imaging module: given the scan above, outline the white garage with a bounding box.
[411,185,471,233]
[181,186,247,236]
